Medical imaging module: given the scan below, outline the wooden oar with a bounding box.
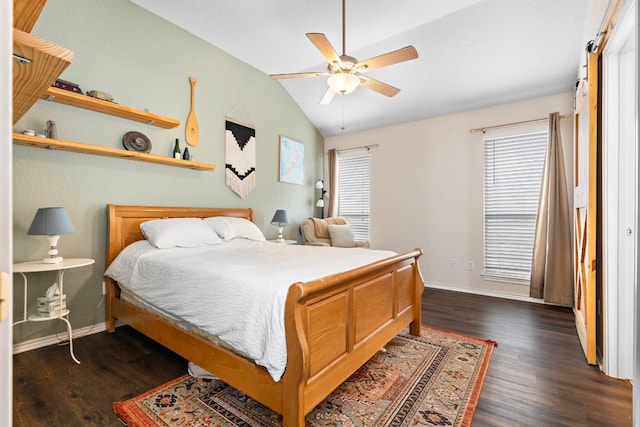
[185,76,199,146]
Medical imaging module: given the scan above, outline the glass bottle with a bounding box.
[173,139,181,159]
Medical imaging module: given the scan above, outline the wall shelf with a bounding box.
[13,133,215,171]
[42,87,181,129]
[13,29,73,124]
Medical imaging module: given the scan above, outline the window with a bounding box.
[483,130,547,284]
[338,150,371,241]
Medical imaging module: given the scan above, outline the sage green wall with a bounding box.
[12,0,323,344]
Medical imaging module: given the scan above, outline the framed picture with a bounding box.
[279,135,304,185]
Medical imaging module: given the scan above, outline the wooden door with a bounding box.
[573,52,599,365]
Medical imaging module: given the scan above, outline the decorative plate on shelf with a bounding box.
[122,131,151,153]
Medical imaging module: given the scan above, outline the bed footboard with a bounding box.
[281,249,424,426]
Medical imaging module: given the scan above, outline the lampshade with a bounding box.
[28,207,75,236]
[327,72,360,95]
[28,207,75,264]
[271,209,290,242]
[315,180,324,190]
[271,209,290,227]
[316,199,325,208]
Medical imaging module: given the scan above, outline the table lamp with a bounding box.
[27,207,75,264]
[270,209,290,242]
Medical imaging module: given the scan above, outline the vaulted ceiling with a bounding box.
[130,0,600,137]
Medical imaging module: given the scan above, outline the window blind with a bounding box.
[338,150,371,241]
[483,131,547,284]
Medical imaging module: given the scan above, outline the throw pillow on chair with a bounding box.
[328,224,356,248]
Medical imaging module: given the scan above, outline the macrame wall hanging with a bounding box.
[225,103,256,198]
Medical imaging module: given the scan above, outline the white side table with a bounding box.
[13,258,95,364]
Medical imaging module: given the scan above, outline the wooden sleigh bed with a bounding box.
[105,204,424,427]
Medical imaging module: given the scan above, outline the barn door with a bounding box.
[573,52,599,365]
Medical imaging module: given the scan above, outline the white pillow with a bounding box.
[328,224,356,248]
[204,216,266,241]
[140,218,223,249]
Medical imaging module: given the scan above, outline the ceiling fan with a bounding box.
[269,0,418,105]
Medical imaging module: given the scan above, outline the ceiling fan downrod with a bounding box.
[341,0,346,56]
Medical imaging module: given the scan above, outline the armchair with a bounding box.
[301,217,370,248]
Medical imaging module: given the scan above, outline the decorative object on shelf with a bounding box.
[22,129,35,136]
[173,138,181,159]
[182,147,191,160]
[185,76,199,146]
[86,89,114,102]
[53,79,83,94]
[279,136,304,185]
[315,179,327,218]
[37,283,66,317]
[122,131,152,153]
[27,207,75,264]
[225,120,256,199]
[46,120,57,139]
[270,209,290,242]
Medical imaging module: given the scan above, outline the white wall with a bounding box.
[326,92,574,298]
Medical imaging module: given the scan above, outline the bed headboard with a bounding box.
[106,204,254,267]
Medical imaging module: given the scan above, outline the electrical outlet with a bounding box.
[102,281,106,295]
[449,259,457,269]
[467,261,475,270]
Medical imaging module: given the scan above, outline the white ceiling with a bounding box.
[130,0,595,137]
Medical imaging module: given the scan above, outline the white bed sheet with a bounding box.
[104,239,396,381]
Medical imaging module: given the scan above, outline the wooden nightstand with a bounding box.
[12,258,94,364]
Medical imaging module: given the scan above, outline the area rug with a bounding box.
[114,327,496,427]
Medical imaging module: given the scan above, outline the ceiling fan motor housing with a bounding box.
[329,54,358,73]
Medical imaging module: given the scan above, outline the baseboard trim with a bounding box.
[12,322,108,355]
[425,281,547,304]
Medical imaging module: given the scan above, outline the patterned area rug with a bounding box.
[114,327,496,427]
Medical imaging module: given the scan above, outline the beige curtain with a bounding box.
[327,149,339,218]
[530,112,573,305]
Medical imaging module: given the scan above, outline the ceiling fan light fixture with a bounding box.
[327,72,360,94]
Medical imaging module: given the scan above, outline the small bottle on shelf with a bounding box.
[182,147,191,160]
[173,138,181,159]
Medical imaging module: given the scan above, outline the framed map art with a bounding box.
[279,135,304,185]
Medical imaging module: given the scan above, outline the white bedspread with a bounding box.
[104,239,396,381]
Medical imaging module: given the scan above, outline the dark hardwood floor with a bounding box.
[13,288,633,426]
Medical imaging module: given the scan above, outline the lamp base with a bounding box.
[43,256,63,264]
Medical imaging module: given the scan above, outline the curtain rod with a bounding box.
[336,144,378,153]
[469,113,572,134]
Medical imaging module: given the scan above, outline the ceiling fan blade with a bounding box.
[270,71,328,80]
[356,46,418,72]
[359,76,400,97]
[319,88,336,105]
[306,33,342,67]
